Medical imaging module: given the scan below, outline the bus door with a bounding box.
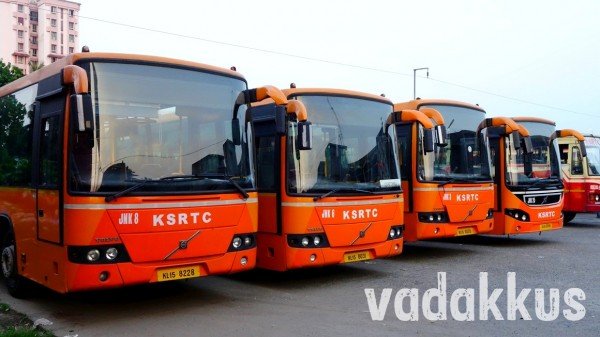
[251,103,285,235]
[33,95,63,244]
[395,123,412,213]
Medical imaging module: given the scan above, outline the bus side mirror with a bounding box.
[231,117,241,146]
[579,141,587,158]
[424,129,435,153]
[523,136,533,154]
[511,132,521,150]
[70,93,93,132]
[435,125,448,147]
[297,121,312,150]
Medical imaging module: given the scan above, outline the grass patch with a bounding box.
[0,304,54,337]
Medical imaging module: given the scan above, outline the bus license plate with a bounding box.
[156,265,200,282]
[343,251,372,263]
[540,223,553,231]
[456,227,475,236]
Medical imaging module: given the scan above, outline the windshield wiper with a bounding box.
[105,174,250,202]
[313,188,374,201]
[525,178,561,191]
[105,179,153,202]
[437,177,481,187]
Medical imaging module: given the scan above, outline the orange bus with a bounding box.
[0,52,293,296]
[480,116,580,235]
[251,87,404,271]
[557,134,600,223]
[393,99,494,241]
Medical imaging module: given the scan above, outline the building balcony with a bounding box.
[12,51,30,57]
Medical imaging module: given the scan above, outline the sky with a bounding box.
[77,0,600,133]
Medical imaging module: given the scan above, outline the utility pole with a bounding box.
[413,67,429,99]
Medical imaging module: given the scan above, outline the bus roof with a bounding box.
[512,116,556,126]
[282,88,392,105]
[0,52,245,97]
[395,98,485,113]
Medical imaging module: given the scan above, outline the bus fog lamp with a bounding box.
[99,271,109,282]
[240,257,248,266]
[309,254,316,262]
[87,249,100,262]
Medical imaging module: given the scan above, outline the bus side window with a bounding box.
[558,144,569,164]
[256,136,277,191]
[40,115,61,187]
[571,146,583,175]
[395,124,411,180]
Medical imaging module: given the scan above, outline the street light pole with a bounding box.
[413,67,429,99]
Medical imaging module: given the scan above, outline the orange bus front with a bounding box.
[253,89,404,271]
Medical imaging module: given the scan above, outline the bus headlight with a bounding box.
[418,212,449,223]
[505,209,530,222]
[301,237,310,247]
[388,225,404,240]
[105,247,118,261]
[86,249,100,262]
[232,237,242,249]
[287,233,329,248]
[228,234,256,251]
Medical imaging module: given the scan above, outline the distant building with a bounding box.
[0,0,80,74]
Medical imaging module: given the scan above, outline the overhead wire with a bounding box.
[42,7,599,118]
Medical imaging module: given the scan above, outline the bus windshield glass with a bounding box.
[505,121,561,186]
[69,62,254,194]
[286,95,400,194]
[417,104,492,183]
[585,136,600,176]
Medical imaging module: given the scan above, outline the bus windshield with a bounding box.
[69,62,254,194]
[286,95,400,194]
[505,122,561,186]
[585,137,600,176]
[417,104,492,183]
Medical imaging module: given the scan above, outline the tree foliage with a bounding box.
[0,60,24,88]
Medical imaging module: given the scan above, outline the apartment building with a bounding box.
[0,0,80,74]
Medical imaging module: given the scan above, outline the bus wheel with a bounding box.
[1,231,29,298]
[563,212,576,224]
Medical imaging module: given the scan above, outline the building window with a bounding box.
[18,30,24,38]
[51,6,57,13]
[18,43,24,52]
[18,4,24,12]
[69,22,74,30]
[32,24,37,32]
[17,56,24,64]
[51,44,57,53]
[69,9,74,17]
[69,47,74,54]
[18,17,24,25]
[51,32,57,40]
[69,34,74,43]
[51,19,57,27]
[30,11,38,21]
[31,36,37,44]
[32,49,37,56]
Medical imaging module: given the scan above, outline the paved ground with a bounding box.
[1,214,599,337]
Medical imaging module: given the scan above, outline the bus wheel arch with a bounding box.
[0,214,29,298]
[562,211,576,224]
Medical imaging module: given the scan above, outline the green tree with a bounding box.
[0,59,24,87]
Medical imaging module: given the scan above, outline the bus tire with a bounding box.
[1,230,29,298]
[563,212,576,224]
